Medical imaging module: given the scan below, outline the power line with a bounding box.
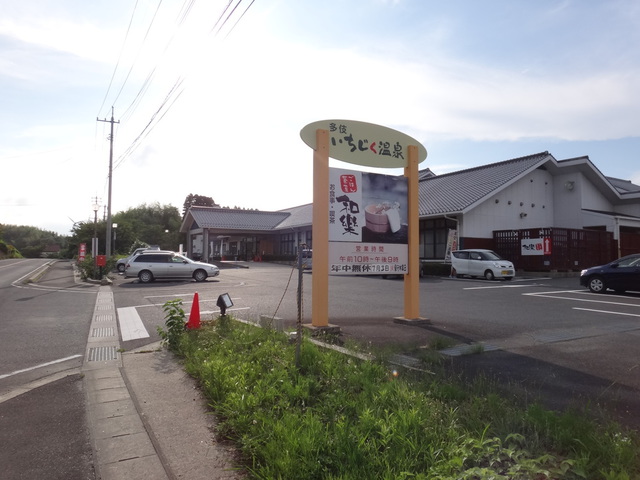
[110,0,164,108]
[110,0,257,171]
[97,0,140,118]
[224,0,256,38]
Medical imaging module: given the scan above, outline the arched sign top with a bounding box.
[300,119,427,168]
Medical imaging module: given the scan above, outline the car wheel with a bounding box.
[193,269,207,282]
[484,270,495,281]
[138,270,154,283]
[117,263,126,273]
[588,276,606,293]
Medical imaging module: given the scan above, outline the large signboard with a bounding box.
[329,167,408,274]
[300,119,427,168]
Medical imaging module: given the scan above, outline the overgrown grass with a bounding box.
[173,315,639,479]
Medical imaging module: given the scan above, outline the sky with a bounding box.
[1,0,639,236]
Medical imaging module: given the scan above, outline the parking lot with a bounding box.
[111,263,640,427]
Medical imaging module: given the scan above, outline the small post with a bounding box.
[295,245,304,369]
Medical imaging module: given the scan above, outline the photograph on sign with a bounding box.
[329,167,408,275]
[329,167,408,245]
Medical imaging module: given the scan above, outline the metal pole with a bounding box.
[295,244,304,369]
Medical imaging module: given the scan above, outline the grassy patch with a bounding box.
[172,315,639,479]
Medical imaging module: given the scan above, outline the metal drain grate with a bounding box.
[94,314,113,323]
[92,327,115,338]
[88,346,118,362]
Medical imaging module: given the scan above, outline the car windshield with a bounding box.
[617,255,640,268]
[481,251,502,261]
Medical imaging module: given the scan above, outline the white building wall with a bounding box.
[580,175,614,211]
[615,203,640,218]
[462,169,554,238]
[552,173,584,229]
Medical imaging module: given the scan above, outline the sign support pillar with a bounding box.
[311,129,330,327]
[400,145,427,321]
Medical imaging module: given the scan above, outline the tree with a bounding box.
[182,194,218,216]
[112,203,183,253]
[0,224,66,258]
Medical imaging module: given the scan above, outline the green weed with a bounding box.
[174,316,640,479]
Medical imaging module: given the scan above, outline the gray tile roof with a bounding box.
[606,177,640,194]
[184,151,637,233]
[418,152,553,216]
[186,207,290,231]
[275,203,313,229]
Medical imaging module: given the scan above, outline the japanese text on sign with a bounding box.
[328,122,405,161]
[520,238,552,256]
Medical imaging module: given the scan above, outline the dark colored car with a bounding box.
[579,253,640,293]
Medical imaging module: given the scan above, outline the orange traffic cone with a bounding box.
[186,292,201,329]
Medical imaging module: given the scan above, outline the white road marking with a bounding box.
[524,292,640,308]
[0,355,82,380]
[573,307,640,318]
[464,285,534,290]
[117,306,150,341]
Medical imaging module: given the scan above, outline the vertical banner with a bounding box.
[444,229,458,262]
[328,167,408,274]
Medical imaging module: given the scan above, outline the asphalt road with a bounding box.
[112,263,640,429]
[0,259,97,480]
[1,259,638,479]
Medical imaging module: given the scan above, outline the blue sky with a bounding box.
[1,0,639,235]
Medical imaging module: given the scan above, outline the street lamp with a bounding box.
[112,223,118,253]
[92,201,100,257]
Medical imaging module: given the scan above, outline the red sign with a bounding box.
[340,174,358,193]
[95,255,107,267]
[78,243,87,262]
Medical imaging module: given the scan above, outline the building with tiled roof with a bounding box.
[181,152,640,269]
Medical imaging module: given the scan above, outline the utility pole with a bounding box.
[97,107,120,258]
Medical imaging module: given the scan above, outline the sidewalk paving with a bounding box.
[83,286,244,480]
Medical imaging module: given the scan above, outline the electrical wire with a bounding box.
[111,0,257,171]
[224,0,255,38]
[110,0,164,108]
[119,0,195,122]
[97,0,140,118]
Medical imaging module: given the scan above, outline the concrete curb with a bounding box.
[83,286,244,480]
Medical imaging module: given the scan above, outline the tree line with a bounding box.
[1,193,255,259]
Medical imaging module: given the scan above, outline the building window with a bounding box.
[420,218,457,259]
[281,233,295,255]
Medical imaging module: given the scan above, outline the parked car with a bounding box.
[116,245,161,273]
[124,251,220,283]
[451,249,515,280]
[301,248,312,270]
[579,253,640,293]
